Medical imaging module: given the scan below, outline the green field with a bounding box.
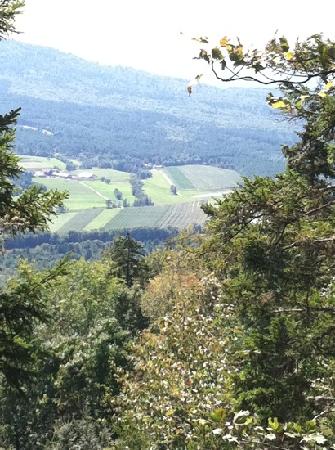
[103,202,207,231]
[164,165,242,191]
[104,205,171,230]
[83,209,121,231]
[48,212,77,233]
[34,165,241,212]
[49,208,120,233]
[85,180,135,204]
[48,202,207,234]
[143,167,238,204]
[164,166,194,189]
[19,155,66,170]
[33,178,107,210]
[57,208,104,233]
[143,169,199,204]
[33,164,240,233]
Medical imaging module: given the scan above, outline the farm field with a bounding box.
[30,164,240,232]
[164,165,242,191]
[163,166,194,189]
[143,169,199,204]
[57,208,104,234]
[33,177,107,210]
[19,155,66,170]
[103,202,207,231]
[73,168,131,182]
[85,180,135,204]
[83,209,121,231]
[49,202,207,233]
[33,164,239,213]
[104,205,170,230]
[48,212,77,233]
[49,209,119,233]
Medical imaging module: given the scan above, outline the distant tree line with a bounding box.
[1,228,180,283]
[130,175,154,207]
[4,228,179,251]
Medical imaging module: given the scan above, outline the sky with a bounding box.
[14,0,335,81]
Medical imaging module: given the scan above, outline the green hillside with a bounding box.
[0,40,298,177]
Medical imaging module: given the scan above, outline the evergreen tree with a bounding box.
[104,233,147,287]
[115,34,335,449]
[0,0,67,388]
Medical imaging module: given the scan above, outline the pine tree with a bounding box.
[104,233,147,287]
[0,0,68,388]
[198,33,335,422]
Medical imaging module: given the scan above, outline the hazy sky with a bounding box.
[15,0,335,80]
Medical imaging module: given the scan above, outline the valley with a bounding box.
[21,155,240,232]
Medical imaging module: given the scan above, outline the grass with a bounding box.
[33,178,106,210]
[84,209,121,231]
[143,169,189,204]
[143,169,173,204]
[48,212,77,233]
[85,180,135,204]
[104,205,171,230]
[57,208,104,233]
[177,165,242,190]
[103,202,207,231]
[164,166,194,190]
[144,169,214,205]
[19,155,66,170]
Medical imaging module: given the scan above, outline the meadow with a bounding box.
[164,165,242,190]
[19,155,66,170]
[32,178,107,210]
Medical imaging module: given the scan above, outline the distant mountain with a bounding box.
[0,40,297,175]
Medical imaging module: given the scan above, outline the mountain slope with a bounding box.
[0,40,297,175]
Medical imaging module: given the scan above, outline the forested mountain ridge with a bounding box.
[0,40,296,175]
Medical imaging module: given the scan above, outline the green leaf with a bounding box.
[199,49,210,63]
[212,47,223,60]
[268,417,281,432]
[284,51,294,61]
[210,407,226,422]
[279,37,289,52]
[233,410,249,424]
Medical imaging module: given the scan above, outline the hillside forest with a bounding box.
[1,2,335,449]
[0,40,297,177]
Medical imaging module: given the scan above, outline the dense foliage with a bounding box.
[1,5,335,448]
[111,35,335,449]
[0,228,179,283]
